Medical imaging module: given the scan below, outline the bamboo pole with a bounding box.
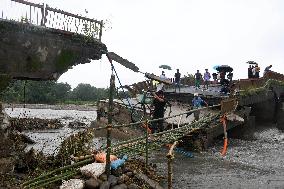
[24,170,78,189]
[94,104,221,131]
[166,141,178,189]
[106,72,115,179]
[145,119,149,167]
[22,158,93,187]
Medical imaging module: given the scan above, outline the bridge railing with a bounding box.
[1,0,103,41]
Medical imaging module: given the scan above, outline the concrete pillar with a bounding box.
[228,116,255,140]
[251,98,275,123]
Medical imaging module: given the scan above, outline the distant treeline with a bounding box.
[0,80,110,104]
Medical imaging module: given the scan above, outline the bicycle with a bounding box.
[131,90,154,123]
[130,90,172,123]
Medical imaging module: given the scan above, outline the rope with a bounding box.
[110,62,133,109]
[220,114,228,156]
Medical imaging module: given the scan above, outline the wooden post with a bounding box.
[145,119,149,168]
[106,73,115,179]
[166,141,178,189]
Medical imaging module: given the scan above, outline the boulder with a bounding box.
[108,175,118,186]
[99,181,110,189]
[85,178,101,189]
[127,184,139,189]
[111,184,127,189]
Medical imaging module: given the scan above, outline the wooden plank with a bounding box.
[145,73,173,85]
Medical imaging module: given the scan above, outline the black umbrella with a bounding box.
[215,65,233,72]
[159,64,172,70]
[246,61,258,65]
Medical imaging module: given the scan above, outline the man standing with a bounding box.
[151,90,170,133]
[174,69,181,92]
[192,93,208,121]
[212,73,218,84]
[203,69,211,90]
[248,65,252,78]
[255,64,260,78]
[194,70,202,89]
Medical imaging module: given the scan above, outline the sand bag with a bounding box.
[95,152,117,163]
[60,179,84,189]
[80,162,106,178]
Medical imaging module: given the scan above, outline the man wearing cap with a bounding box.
[151,90,171,133]
[192,93,208,121]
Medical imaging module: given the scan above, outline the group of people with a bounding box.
[248,64,260,78]
[150,68,209,133]
[248,64,272,79]
[174,68,219,92]
[194,69,210,90]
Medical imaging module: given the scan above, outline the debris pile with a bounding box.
[10,117,63,131]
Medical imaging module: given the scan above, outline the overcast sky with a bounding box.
[11,0,284,88]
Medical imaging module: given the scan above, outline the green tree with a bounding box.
[52,82,71,102]
[71,83,96,101]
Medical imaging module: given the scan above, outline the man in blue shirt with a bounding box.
[192,93,208,121]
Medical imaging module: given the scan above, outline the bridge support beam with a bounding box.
[228,115,255,140]
[276,94,284,130]
[250,97,276,124]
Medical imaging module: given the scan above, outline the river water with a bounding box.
[4,107,103,155]
[153,124,284,188]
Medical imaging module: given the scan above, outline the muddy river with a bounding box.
[4,105,104,155]
[4,106,284,188]
[153,125,284,188]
